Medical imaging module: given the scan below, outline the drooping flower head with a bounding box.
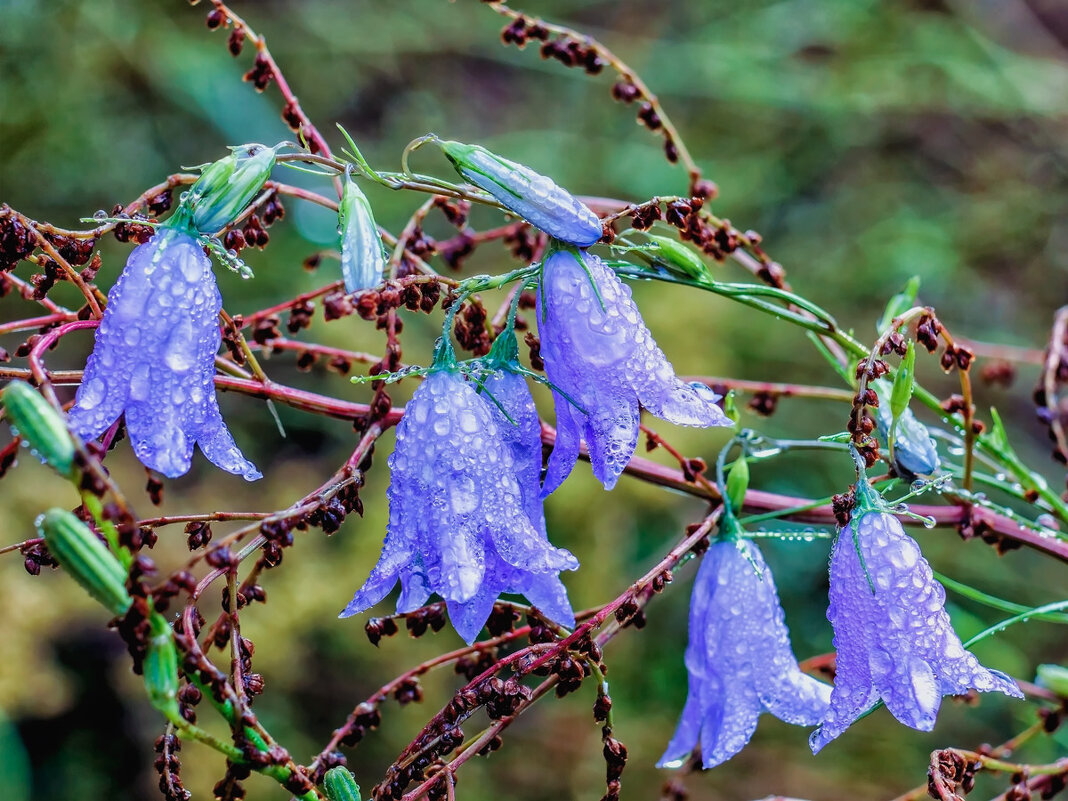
[871,378,940,477]
[439,140,603,247]
[537,249,731,494]
[810,504,1022,753]
[340,368,578,644]
[68,227,260,480]
[660,539,831,770]
[338,171,385,293]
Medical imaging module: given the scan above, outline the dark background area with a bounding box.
[1,1,1067,799]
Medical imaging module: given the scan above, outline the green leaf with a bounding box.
[983,406,1012,453]
[877,276,920,333]
[890,340,916,420]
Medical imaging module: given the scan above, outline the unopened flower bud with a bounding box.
[182,144,278,234]
[2,380,76,478]
[323,766,362,801]
[439,140,601,246]
[143,612,181,721]
[643,232,710,283]
[1037,663,1068,698]
[725,454,749,515]
[338,175,385,292]
[37,508,131,615]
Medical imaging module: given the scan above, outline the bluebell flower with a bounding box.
[537,250,731,494]
[68,227,261,480]
[659,539,831,770]
[440,141,602,247]
[340,369,578,644]
[872,379,940,477]
[810,510,1022,752]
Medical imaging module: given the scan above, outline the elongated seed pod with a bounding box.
[1,381,77,478]
[323,766,362,801]
[440,140,602,246]
[37,508,131,616]
[143,612,181,720]
[339,176,385,292]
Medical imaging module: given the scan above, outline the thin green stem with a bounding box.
[964,599,1068,648]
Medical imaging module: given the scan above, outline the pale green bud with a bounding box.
[37,508,131,616]
[143,612,181,720]
[1,381,76,478]
[183,144,278,234]
[323,766,361,801]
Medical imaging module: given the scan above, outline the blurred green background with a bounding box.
[2,0,1067,799]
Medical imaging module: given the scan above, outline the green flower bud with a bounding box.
[182,144,278,234]
[725,453,749,515]
[722,390,741,426]
[339,175,385,292]
[143,612,181,721]
[323,766,361,801]
[37,508,131,616]
[643,232,710,283]
[1036,663,1068,697]
[1,381,76,478]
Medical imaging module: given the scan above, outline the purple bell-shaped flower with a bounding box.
[660,539,831,769]
[341,369,578,644]
[537,250,731,494]
[810,508,1022,753]
[68,227,260,480]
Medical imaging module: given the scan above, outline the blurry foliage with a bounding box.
[2,0,1068,799]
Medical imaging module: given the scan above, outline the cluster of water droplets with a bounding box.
[341,371,577,644]
[659,539,831,769]
[538,250,731,494]
[67,229,260,480]
[810,511,1022,752]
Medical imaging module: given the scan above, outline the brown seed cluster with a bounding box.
[154,732,191,801]
[0,210,37,271]
[927,748,981,799]
[624,197,785,287]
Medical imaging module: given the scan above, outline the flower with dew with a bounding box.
[439,140,602,247]
[340,368,578,644]
[659,539,831,770]
[338,171,385,293]
[810,504,1022,753]
[537,249,732,494]
[871,378,940,477]
[67,226,261,480]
